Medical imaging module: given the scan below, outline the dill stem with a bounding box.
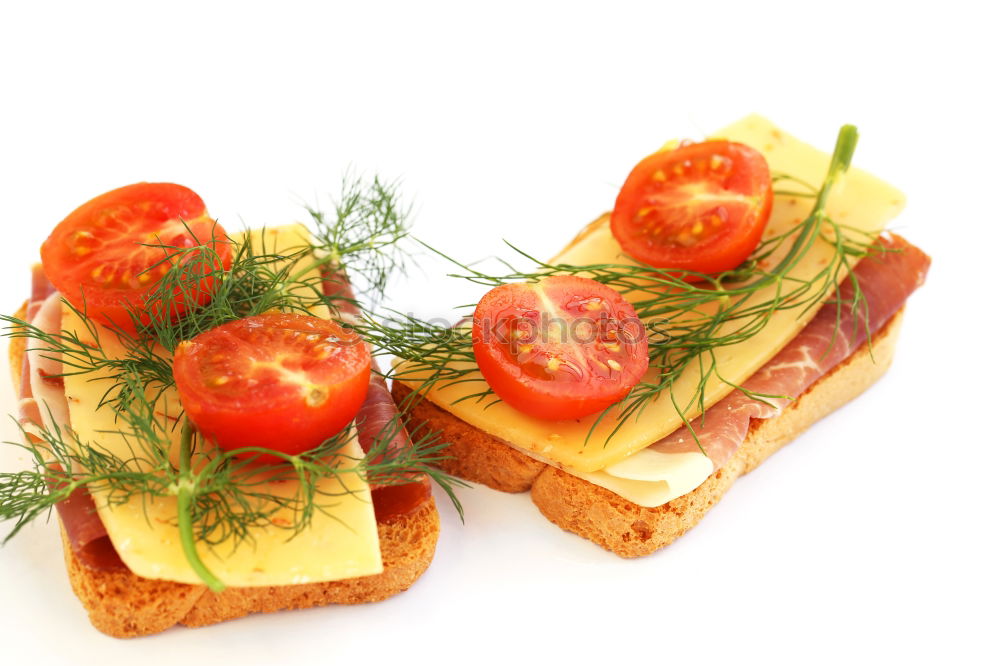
[818,125,858,204]
[176,420,225,593]
[735,124,859,293]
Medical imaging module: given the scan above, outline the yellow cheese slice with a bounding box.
[398,115,905,474]
[62,224,383,586]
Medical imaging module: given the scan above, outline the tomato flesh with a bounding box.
[40,182,232,333]
[472,276,648,421]
[610,140,773,274]
[172,312,372,457]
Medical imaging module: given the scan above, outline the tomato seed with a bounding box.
[305,387,328,407]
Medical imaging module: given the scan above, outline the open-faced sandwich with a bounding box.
[387,115,930,556]
[1,180,458,637]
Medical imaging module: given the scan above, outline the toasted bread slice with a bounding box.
[60,500,439,637]
[8,303,440,637]
[392,309,904,557]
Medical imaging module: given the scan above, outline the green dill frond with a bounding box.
[307,173,412,304]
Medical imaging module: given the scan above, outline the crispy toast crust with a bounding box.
[392,309,904,557]
[61,500,439,637]
[8,302,440,638]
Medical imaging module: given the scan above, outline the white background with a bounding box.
[1,2,997,665]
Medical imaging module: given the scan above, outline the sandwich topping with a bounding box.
[643,234,929,464]
[610,139,773,274]
[590,233,929,503]
[377,116,925,505]
[471,275,648,421]
[1,179,460,589]
[39,183,233,334]
[173,312,372,457]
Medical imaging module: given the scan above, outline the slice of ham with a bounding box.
[26,292,70,433]
[321,267,432,521]
[17,264,58,426]
[644,233,931,468]
[356,373,433,522]
[18,268,126,571]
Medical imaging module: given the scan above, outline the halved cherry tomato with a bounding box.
[40,182,232,333]
[172,312,371,457]
[472,276,648,421]
[610,140,773,274]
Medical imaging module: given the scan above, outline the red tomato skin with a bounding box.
[172,313,371,458]
[610,141,773,275]
[472,276,648,421]
[40,182,232,333]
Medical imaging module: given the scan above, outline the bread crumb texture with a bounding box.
[61,499,439,637]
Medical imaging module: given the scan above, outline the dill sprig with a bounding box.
[142,173,412,353]
[307,173,412,302]
[362,126,880,447]
[1,175,464,589]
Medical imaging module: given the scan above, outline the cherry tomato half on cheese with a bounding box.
[610,140,773,274]
[172,312,372,458]
[40,182,232,333]
[472,276,648,421]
